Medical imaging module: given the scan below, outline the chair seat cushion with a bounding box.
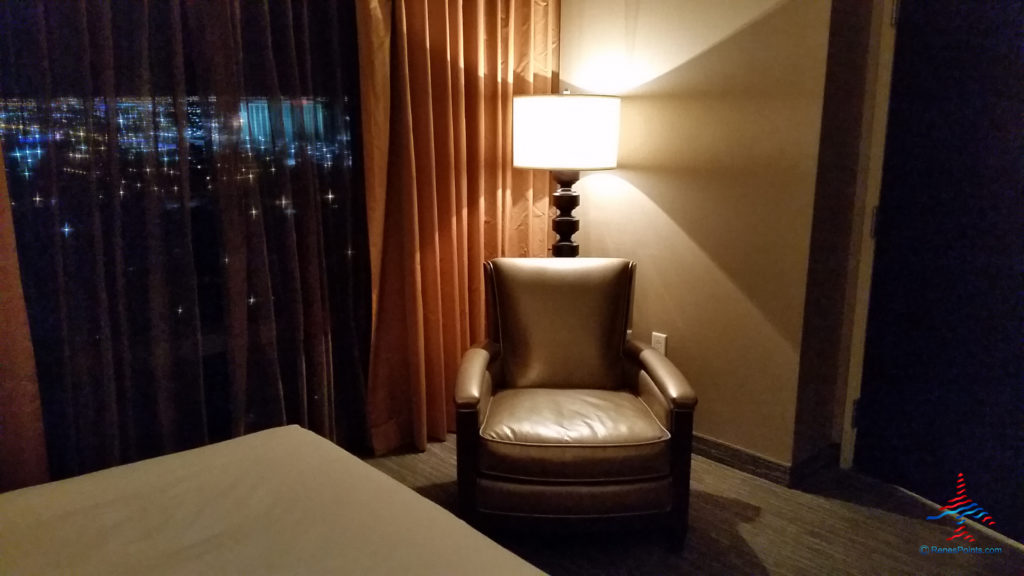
[478,388,671,482]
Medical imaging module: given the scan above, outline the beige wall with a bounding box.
[560,0,832,465]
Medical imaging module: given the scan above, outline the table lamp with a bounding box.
[513,94,621,257]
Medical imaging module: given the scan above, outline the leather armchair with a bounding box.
[455,258,697,544]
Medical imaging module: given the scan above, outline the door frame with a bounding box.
[837,0,898,469]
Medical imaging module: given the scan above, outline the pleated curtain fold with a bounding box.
[0,147,49,491]
[357,0,561,454]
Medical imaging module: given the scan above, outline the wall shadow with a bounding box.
[560,0,790,95]
[563,0,832,464]
[608,0,831,351]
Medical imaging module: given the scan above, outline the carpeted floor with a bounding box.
[367,435,1024,575]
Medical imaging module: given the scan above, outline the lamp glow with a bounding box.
[513,95,620,171]
[512,94,621,257]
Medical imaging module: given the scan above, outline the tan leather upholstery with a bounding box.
[477,477,673,517]
[455,258,697,545]
[479,389,670,482]
[624,339,698,408]
[489,258,632,390]
[455,342,499,426]
[454,343,497,408]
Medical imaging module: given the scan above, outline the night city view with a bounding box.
[1,95,357,347]
[1,96,352,201]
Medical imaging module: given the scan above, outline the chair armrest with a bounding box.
[455,341,500,519]
[455,341,500,410]
[624,338,697,410]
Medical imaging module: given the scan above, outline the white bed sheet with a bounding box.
[0,425,540,575]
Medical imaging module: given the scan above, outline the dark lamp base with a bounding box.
[550,170,581,258]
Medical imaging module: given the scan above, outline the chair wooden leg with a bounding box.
[658,508,688,551]
[456,409,479,521]
[670,408,694,550]
[671,504,689,549]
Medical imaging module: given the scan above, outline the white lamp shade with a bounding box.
[513,95,620,170]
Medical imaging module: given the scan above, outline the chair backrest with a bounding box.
[485,258,635,390]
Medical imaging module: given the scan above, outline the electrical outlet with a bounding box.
[652,332,667,355]
[626,329,633,339]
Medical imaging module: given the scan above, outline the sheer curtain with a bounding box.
[357,0,560,454]
[0,0,371,480]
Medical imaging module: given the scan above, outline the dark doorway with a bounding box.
[854,1,1023,542]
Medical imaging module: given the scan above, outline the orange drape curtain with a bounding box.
[0,145,49,491]
[356,0,560,454]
